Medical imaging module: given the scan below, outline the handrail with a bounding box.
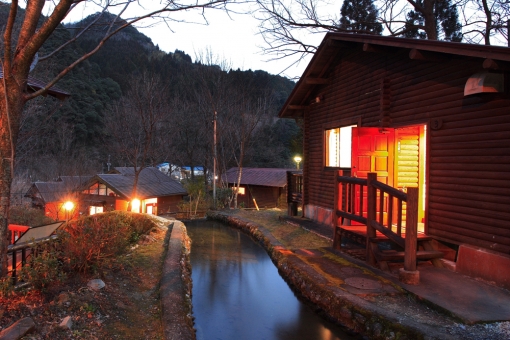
[7,235,58,285]
[334,171,419,276]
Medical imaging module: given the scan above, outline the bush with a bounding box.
[59,211,156,273]
[9,204,55,226]
[19,239,66,290]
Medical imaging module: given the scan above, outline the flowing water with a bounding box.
[187,219,356,340]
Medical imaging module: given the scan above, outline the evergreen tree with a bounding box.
[404,0,463,41]
[338,0,383,35]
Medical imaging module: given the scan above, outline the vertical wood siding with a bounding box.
[304,49,510,254]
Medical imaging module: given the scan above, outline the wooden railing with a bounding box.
[8,224,30,245]
[334,171,419,276]
[7,236,57,285]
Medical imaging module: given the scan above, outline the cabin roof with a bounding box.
[279,33,510,118]
[0,67,70,100]
[223,167,294,187]
[27,176,92,203]
[94,167,187,199]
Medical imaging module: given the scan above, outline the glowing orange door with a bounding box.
[351,128,395,222]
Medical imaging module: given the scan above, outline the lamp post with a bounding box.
[294,156,302,170]
[213,111,217,207]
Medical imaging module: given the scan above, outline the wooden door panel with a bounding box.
[352,128,395,224]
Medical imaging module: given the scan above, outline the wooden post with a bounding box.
[399,187,420,285]
[404,188,418,271]
[366,173,377,266]
[333,170,342,248]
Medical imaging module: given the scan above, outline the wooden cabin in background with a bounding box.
[280,33,510,288]
[80,167,187,216]
[224,167,293,209]
[25,176,92,220]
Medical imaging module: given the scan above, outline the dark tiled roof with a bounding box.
[28,176,92,203]
[223,167,295,187]
[0,67,70,100]
[96,167,187,199]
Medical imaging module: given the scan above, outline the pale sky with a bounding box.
[61,1,323,80]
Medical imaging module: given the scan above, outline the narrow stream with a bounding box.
[187,219,356,340]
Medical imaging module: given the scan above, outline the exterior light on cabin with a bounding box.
[294,156,302,169]
[132,198,141,213]
[64,201,74,211]
[64,201,74,222]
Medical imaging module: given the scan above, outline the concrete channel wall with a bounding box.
[160,221,195,340]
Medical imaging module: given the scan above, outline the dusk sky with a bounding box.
[62,1,325,79]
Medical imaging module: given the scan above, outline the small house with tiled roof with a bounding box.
[25,176,92,220]
[223,167,295,209]
[80,167,187,215]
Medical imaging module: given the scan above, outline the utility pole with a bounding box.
[213,111,217,207]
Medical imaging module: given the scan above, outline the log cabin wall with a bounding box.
[158,195,185,214]
[303,46,510,255]
[231,185,284,209]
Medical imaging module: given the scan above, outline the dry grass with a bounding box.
[234,209,331,249]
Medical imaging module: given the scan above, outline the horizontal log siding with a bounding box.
[303,49,510,253]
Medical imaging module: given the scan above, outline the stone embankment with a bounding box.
[160,220,195,340]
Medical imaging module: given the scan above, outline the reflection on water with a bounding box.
[187,220,356,340]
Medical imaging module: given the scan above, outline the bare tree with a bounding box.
[460,0,509,45]
[0,0,236,275]
[255,0,508,69]
[104,72,170,204]
[221,89,275,208]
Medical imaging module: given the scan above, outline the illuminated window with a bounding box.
[89,206,103,215]
[237,187,245,195]
[99,184,107,196]
[325,126,354,167]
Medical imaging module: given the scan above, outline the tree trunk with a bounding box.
[0,79,25,276]
[423,0,438,40]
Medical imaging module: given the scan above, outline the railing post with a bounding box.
[333,170,342,249]
[400,187,420,285]
[366,173,377,266]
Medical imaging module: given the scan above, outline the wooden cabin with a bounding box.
[280,33,510,288]
[224,167,293,209]
[25,176,92,220]
[80,167,187,216]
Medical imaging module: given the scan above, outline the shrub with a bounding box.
[19,239,66,290]
[59,211,156,273]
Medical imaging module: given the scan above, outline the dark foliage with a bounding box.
[404,0,463,41]
[339,0,383,35]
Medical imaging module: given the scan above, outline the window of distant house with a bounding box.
[85,183,99,195]
[325,126,355,167]
[237,187,245,195]
[90,206,103,215]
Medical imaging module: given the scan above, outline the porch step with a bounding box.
[369,235,434,244]
[374,249,444,262]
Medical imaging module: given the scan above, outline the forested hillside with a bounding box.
[0,9,300,188]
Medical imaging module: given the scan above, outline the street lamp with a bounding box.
[294,156,302,169]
